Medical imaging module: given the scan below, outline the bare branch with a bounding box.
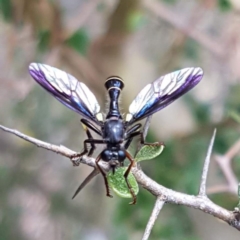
[207,185,231,195]
[132,168,240,230]
[212,137,240,194]
[64,0,99,39]
[1,124,240,230]
[225,138,240,160]
[0,124,75,157]
[142,197,165,240]
[0,124,102,169]
[215,155,238,193]
[198,129,216,196]
[143,0,225,57]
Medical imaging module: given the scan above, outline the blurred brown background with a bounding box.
[0,0,240,239]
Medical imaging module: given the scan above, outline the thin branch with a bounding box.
[215,155,238,193]
[64,0,99,40]
[1,124,240,230]
[225,138,240,161]
[0,124,75,157]
[143,0,225,58]
[212,138,240,194]
[207,185,232,195]
[132,168,240,230]
[0,124,105,169]
[62,46,103,86]
[198,128,216,196]
[142,197,165,240]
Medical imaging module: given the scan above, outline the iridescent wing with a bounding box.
[127,67,203,124]
[29,63,101,124]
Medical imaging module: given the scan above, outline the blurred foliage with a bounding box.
[127,10,146,32]
[0,0,12,21]
[66,29,90,55]
[38,30,51,52]
[162,0,177,4]
[183,39,200,61]
[218,0,232,11]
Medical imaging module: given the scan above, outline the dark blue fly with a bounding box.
[29,63,203,204]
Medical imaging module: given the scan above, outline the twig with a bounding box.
[207,185,231,195]
[198,129,216,196]
[211,138,240,194]
[225,138,240,160]
[0,124,75,157]
[215,155,238,193]
[1,124,240,230]
[62,46,103,87]
[64,0,100,39]
[143,0,225,58]
[132,167,240,230]
[0,124,106,170]
[142,197,165,240]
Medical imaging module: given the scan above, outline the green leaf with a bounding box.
[127,11,146,31]
[107,167,139,198]
[184,39,199,60]
[66,29,89,55]
[218,0,232,11]
[38,30,51,51]
[135,143,164,162]
[162,0,177,4]
[0,0,12,21]
[229,110,240,124]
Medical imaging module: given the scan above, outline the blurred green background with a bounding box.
[0,0,240,239]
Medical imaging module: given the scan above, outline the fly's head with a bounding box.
[101,148,126,174]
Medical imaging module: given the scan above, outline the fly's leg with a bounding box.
[70,119,103,166]
[70,138,106,166]
[84,125,96,157]
[125,130,164,149]
[95,154,113,198]
[124,151,137,205]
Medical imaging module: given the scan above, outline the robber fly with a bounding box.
[29,63,203,204]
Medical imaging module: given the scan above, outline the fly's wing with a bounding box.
[127,67,203,124]
[29,63,101,124]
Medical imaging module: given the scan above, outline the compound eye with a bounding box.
[118,150,125,161]
[101,149,112,162]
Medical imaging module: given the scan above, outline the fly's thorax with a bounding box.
[102,118,125,144]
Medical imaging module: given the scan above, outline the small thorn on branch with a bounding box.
[198,128,217,197]
[142,197,165,240]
